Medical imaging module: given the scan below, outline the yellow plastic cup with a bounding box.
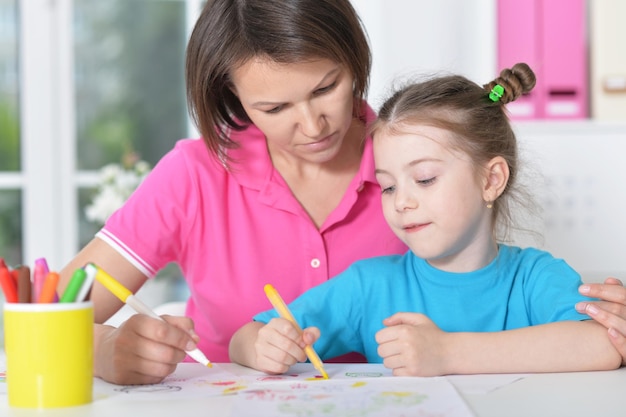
[4,301,93,408]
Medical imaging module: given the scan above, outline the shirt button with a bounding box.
[310,258,321,268]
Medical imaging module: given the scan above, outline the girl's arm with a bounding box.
[445,320,621,374]
[229,322,268,370]
[376,313,622,376]
[229,320,320,374]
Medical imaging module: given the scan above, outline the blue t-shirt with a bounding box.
[254,245,593,363]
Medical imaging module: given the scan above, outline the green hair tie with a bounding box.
[489,84,504,102]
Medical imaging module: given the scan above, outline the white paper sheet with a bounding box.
[231,375,475,417]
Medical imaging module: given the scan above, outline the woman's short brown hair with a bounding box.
[185,0,371,162]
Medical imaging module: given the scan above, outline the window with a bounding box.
[0,0,20,265]
[0,1,203,303]
[74,0,189,245]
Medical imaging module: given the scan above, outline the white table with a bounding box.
[1,362,625,417]
[461,367,626,417]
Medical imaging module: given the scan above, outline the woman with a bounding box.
[60,0,405,385]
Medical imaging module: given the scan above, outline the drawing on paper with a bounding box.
[86,363,475,416]
[231,377,475,417]
[345,372,384,378]
[115,385,182,394]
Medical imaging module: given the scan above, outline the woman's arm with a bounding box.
[59,237,199,384]
[376,313,622,376]
[577,278,626,364]
[59,237,145,323]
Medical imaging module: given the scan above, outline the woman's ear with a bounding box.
[228,83,238,98]
[482,156,510,202]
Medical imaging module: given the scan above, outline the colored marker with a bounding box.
[33,258,48,302]
[10,268,19,286]
[60,268,87,303]
[35,257,50,274]
[263,284,329,379]
[33,262,45,301]
[17,266,32,303]
[87,263,213,368]
[36,257,57,301]
[38,272,60,303]
[0,266,18,303]
[74,265,96,302]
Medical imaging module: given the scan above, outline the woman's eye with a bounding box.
[265,105,283,114]
[314,82,336,95]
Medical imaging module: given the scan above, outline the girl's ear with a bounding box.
[482,156,510,203]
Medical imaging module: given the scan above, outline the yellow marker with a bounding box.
[263,284,329,379]
[89,263,212,368]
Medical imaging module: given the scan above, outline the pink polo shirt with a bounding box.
[99,104,407,362]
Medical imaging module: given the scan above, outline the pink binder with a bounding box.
[540,0,587,119]
[497,0,540,120]
[497,0,587,120]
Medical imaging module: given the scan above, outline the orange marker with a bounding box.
[0,266,18,303]
[38,272,60,303]
[10,268,19,286]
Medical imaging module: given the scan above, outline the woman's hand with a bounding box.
[375,312,448,376]
[577,277,626,365]
[94,314,199,385]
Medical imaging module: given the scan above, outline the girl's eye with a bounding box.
[381,185,395,194]
[417,177,436,185]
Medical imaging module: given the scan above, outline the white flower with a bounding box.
[99,163,123,183]
[85,160,151,225]
[134,160,151,175]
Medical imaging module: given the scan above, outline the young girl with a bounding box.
[229,63,622,376]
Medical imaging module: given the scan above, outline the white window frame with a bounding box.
[11,0,201,270]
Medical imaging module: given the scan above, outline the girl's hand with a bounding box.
[375,312,449,376]
[577,277,626,365]
[94,314,199,385]
[252,318,320,375]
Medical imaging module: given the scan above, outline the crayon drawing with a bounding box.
[231,377,475,417]
[114,385,182,394]
[93,363,337,401]
[0,360,516,411]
